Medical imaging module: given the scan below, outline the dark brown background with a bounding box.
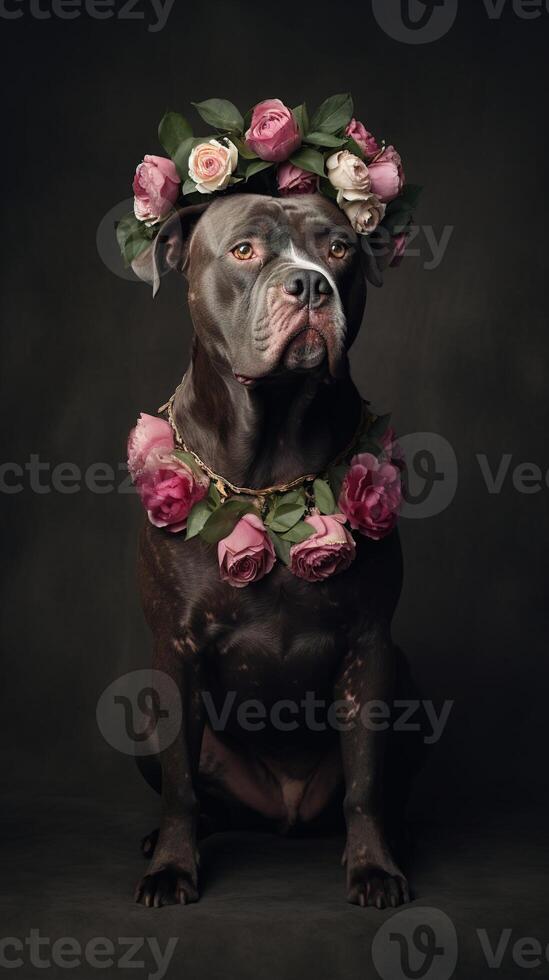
[1,3,548,976]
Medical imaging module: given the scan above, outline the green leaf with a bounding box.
[231,135,258,160]
[305,131,346,149]
[292,103,309,137]
[207,483,221,508]
[393,219,413,238]
[313,478,336,515]
[123,235,151,266]
[192,98,244,133]
[386,196,407,216]
[355,437,383,458]
[276,489,307,507]
[383,210,412,237]
[343,136,365,160]
[384,186,422,229]
[399,183,423,209]
[186,499,212,540]
[182,177,198,196]
[328,463,348,501]
[309,93,353,135]
[267,501,306,534]
[200,499,255,545]
[245,159,273,180]
[289,148,326,178]
[158,111,192,157]
[116,213,153,266]
[267,529,292,566]
[173,136,196,181]
[280,521,316,544]
[171,449,204,478]
[115,213,139,249]
[319,177,338,201]
[369,413,391,440]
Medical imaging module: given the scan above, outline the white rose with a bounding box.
[341,193,386,236]
[326,149,371,195]
[188,139,238,194]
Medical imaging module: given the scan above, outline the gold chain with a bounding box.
[159,389,372,500]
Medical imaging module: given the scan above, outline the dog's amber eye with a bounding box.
[330,240,347,259]
[232,242,254,261]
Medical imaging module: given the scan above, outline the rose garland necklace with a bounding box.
[128,394,405,588]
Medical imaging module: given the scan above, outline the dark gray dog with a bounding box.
[131,193,418,909]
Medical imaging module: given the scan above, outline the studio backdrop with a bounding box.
[1,1,548,976]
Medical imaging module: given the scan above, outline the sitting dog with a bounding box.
[131,192,416,909]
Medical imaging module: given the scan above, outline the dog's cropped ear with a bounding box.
[361,238,384,288]
[131,203,210,297]
[360,229,396,289]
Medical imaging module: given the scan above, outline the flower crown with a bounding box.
[117,93,421,272]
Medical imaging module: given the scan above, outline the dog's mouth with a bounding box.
[282,326,327,371]
[234,327,327,387]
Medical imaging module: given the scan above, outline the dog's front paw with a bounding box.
[347,864,410,909]
[135,864,199,908]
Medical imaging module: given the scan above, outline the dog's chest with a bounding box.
[196,570,351,701]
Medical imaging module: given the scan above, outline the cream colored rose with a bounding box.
[326,150,371,195]
[188,139,238,194]
[341,193,386,235]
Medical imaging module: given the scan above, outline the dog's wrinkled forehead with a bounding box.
[192,194,357,262]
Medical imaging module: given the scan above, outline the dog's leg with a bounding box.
[135,637,204,908]
[335,627,410,909]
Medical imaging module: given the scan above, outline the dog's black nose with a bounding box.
[283,269,333,308]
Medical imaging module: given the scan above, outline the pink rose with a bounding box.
[338,453,402,540]
[127,414,174,479]
[127,413,208,533]
[378,427,405,467]
[133,155,180,225]
[368,146,405,204]
[139,463,208,533]
[277,162,318,196]
[390,233,408,267]
[245,99,301,163]
[345,119,380,159]
[218,513,276,588]
[289,513,356,583]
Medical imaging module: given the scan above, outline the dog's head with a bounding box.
[133,193,386,386]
